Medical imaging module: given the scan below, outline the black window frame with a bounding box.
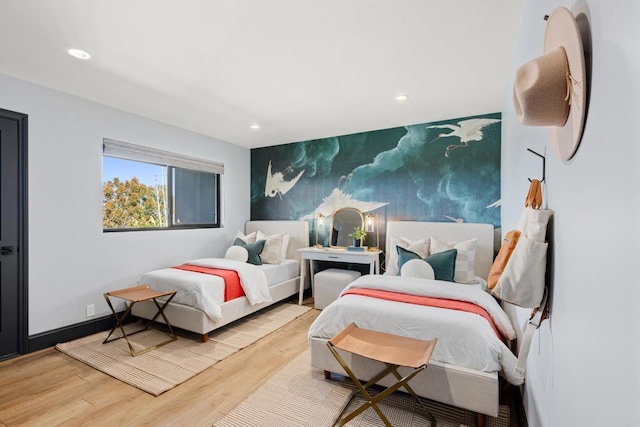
[168,166,221,230]
[102,139,223,233]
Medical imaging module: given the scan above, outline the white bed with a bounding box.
[308,221,523,422]
[132,220,309,342]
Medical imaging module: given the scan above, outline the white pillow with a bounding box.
[256,231,284,264]
[385,236,430,275]
[236,230,257,244]
[429,236,477,284]
[281,234,290,260]
[225,245,249,262]
[400,259,435,280]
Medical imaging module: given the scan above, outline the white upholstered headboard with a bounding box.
[245,220,309,261]
[385,221,495,280]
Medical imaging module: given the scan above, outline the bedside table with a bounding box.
[297,247,382,305]
[103,285,177,356]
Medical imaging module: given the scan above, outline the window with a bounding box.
[172,167,218,225]
[102,139,222,231]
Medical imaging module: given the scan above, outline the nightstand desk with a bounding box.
[297,247,382,305]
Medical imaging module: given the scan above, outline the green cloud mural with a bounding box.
[250,112,501,235]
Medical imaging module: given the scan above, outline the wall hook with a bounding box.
[527,148,545,182]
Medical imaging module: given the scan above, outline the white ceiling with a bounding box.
[0,1,524,149]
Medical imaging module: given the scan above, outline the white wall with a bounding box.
[502,1,640,426]
[0,73,250,335]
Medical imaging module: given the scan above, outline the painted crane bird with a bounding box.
[264,161,305,199]
[427,118,500,157]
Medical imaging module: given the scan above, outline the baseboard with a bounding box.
[28,312,134,353]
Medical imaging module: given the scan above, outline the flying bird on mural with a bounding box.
[264,161,305,199]
[300,188,388,219]
[486,199,501,208]
[427,118,501,157]
[443,215,464,223]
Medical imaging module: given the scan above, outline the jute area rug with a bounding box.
[56,302,310,396]
[216,349,511,427]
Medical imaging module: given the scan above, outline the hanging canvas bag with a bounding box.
[487,230,521,290]
[492,179,552,308]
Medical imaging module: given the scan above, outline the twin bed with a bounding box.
[132,219,529,423]
[131,220,309,342]
[308,221,525,421]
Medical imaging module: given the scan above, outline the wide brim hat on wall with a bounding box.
[513,7,588,161]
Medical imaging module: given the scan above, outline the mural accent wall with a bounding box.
[251,112,501,248]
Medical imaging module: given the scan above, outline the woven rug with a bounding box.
[56,302,310,396]
[215,349,511,427]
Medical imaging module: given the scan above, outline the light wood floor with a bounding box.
[0,299,319,427]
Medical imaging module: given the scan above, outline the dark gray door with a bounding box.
[0,109,27,360]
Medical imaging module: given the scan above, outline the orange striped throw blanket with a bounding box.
[342,288,503,339]
[173,264,245,301]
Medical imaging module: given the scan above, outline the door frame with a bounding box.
[0,108,28,358]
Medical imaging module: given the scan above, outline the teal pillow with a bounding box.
[234,238,265,265]
[396,246,457,282]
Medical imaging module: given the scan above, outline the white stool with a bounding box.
[314,268,361,310]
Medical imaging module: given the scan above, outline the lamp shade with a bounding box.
[365,214,376,232]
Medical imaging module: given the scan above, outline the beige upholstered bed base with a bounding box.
[309,337,499,417]
[133,276,301,342]
[132,220,309,342]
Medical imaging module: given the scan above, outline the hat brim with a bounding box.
[544,7,587,161]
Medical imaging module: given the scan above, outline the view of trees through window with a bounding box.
[102,177,167,228]
[103,157,168,229]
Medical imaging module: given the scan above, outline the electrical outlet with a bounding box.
[86,304,95,317]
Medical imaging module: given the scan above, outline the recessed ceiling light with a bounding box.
[395,94,409,102]
[67,48,91,60]
[250,123,260,131]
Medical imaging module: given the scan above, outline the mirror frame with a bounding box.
[330,208,365,248]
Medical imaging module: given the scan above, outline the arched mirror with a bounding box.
[330,208,365,248]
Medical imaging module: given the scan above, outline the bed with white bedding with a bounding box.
[132,220,309,342]
[308,221,524,421]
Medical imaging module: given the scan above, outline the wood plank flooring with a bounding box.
[0,300,319,427]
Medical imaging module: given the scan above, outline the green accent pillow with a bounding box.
[396,246,458,282]
[234,238,266,265]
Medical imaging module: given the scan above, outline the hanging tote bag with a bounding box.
[492,180,552,308]
[487,230,521,290]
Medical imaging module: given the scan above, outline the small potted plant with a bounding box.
[348,226,366,247]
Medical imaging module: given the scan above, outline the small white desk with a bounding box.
[297,247,382,305]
